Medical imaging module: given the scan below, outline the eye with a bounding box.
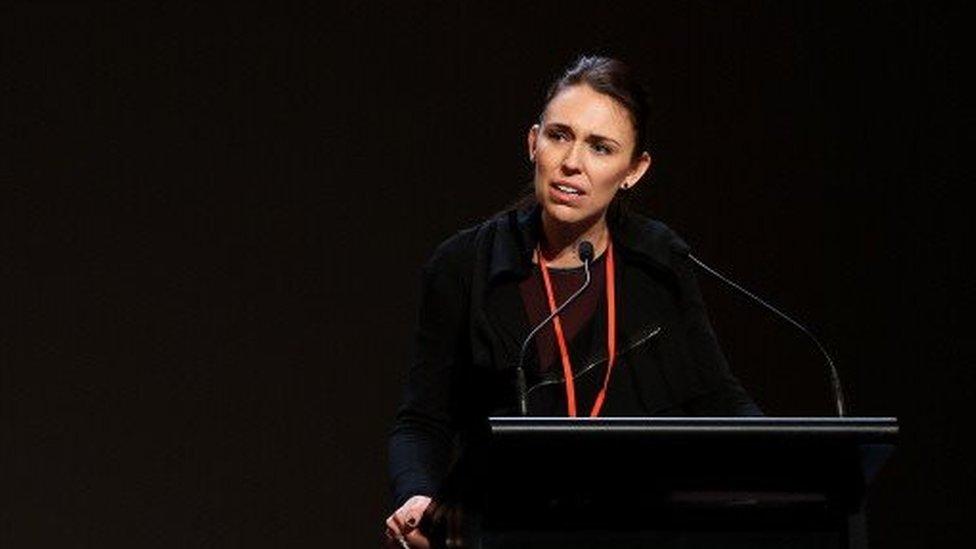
[591,142,613,155]
[546,129,569,141]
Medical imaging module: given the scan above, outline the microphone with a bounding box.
[676,243,847,417]
[515,240,595,416]
[578,240,595,263]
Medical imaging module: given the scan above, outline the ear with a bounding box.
[621,151,652,191]
[527,124,540,162]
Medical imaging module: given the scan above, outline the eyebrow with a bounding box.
[545,122,622,148]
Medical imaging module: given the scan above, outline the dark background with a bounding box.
[2,2,969,547]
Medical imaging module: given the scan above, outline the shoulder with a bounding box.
[422,210,511,276]
[612,209,691,273]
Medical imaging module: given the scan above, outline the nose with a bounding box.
[560,141,583,173]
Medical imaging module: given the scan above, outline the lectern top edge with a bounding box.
[488,416,899,440]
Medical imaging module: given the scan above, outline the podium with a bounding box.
[429,417,897,548]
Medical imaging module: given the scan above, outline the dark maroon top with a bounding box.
[517,250,607,373]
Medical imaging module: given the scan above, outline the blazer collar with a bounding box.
[487,203,686,283]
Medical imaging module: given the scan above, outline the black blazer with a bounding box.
[388,205,760,507]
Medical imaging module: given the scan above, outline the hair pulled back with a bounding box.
[541,55,651,159]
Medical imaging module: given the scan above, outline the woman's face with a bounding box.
[528,83,651,228]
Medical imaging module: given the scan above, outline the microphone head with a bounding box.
[578,240,595,262]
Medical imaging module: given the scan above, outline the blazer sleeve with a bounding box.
[388,239,470,507]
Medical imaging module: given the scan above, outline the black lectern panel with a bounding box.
[429,417,897,549]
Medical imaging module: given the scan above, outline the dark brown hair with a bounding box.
[541,55,652,160]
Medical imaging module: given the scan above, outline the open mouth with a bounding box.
[552,183,583,195]
[549,180,587,203]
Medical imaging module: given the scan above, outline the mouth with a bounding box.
[549,181,586,203]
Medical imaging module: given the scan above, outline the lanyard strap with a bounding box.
[537,241,617,417]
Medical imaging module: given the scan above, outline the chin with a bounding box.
[542,202,598,227]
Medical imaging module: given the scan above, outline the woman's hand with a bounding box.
[384,495,432,548]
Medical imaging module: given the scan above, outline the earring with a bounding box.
[621,183,629,190]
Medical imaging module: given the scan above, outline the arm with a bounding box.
[388,241,470,507]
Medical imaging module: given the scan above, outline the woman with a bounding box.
[385,55,759,547]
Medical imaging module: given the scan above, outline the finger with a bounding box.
[395,510,419,534]
[404,529,431,549]
[386,515,403,536]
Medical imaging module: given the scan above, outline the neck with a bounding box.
[539,212,609,268]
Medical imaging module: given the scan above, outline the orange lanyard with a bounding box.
[537,241,617,417]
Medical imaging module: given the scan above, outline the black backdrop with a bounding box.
[3,2,970,547]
